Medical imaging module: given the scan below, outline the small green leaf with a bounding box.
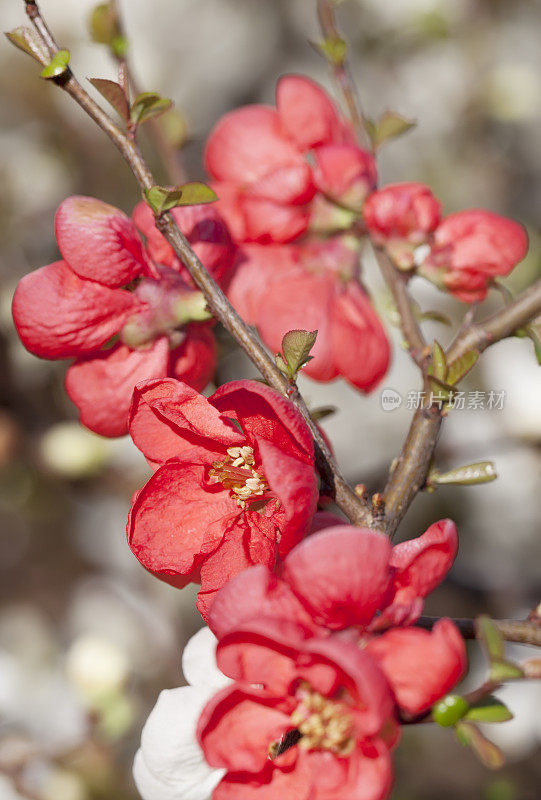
[89,2,120,46]
[275,353,289,377]
[455,721,505,769]
[5,26,49,64]
[489,660,525,682]
[430,461,497,486]
[313,36,347,66]
[130,92,172,125]
[310,405,337,422]
[144,183,217,215]
[281,329,318,379]
[40,49,70,79]
[465,697,513,724]
[173,182,218,206]
[447,350,479,385]
[111,34,128,59]
[88,78,129,121]
[429,340,447,381]
[476,616,505,661]
[418,309,452,326]
[433,694,469,727]
[371,111,416,149]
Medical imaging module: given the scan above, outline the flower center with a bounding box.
[269,682,355,758]
[209,446,269,509]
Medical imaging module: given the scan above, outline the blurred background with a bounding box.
[0,0,540,798]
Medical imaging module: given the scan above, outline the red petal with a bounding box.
[209,182,249,243]
[211,380,314,462]
[312,144,377,208]
[205,105,303,184]
[129,378,243,466]
[65,339,168,437]
[169,323,216,392]
[12,261,140,359]
[366,620,467,715]
[198,685,291,773]
[282,526,392,630]
[127,458,237,586]
[55,196,148,287]
[242,196,310,243]
[303,741,393,800]
[255,273,338,382]
[332,281,391,392]
[276,75,345,150]
[208,566,315,639]
[248,163,315,205]
[213,763,311,800]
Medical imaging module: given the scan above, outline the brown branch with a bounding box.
[375,249,428,368]
[19,0,372,527]
[418,616,541,647]
[317,0,371,149]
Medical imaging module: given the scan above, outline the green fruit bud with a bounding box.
[433,694,469,727]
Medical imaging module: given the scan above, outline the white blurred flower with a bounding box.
[40,422,111,479]
[65,634,129,706]
[133,627,231,800]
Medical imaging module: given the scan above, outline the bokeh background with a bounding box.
[0,1,540,798]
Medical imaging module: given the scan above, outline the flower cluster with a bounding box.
[12,196,235,436]
[134,521,465,800]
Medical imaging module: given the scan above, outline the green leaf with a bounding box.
[429,340,447,381]
[89,2,120,46]
[88,78,129,121]
[433,694,469,727]
[130,92,172,125]
[111,34,128,59]
[489,660,525,682]
[5,26,49,64]
[371,111,416,149]
[447,350,479,385]
[465,697,513,724]
[310,405,337,422]
[144,183,217,215]
[40,49,70,79]
[430,461,497,486]
[417,309,452,326]
[455,721,505,769]
[476,616,505,661]
[313,36,347,66]
[281,329,318,379]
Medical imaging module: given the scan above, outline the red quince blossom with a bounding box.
[205,75,377,244]
[127,378,318,618]
[419,209,529,302]
[363,182,442,269]
[209,520,465,717]
[198,619,396,800]
[12,196,235,437]
[227,239,391,391]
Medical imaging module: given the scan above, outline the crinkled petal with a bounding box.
[205,105,303,184]
[127,458,237,586]
[56,196,148,287]
[198,685,291,773]
[12,261,141,359]
[366,619,467,715]
[170,323,216,392]
[302,741,393,800]
[212,762,311,800]
[65,339,169,437]
[276,75,345,150]
[182,627,232,691]
[134,686,224,800]
[208,566,316,639]
[129,378,243,466]
[282,526,392,630]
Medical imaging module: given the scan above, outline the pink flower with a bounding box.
[12,196,234,436]
[419,209,528,302]
[363,182,442,269]
[198,619,396,800]
[205,75,376,244]
[127,378,318,618]
[227,240,391,391]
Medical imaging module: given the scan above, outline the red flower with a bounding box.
[198,619,395,800]
[227,240,390,391]
[12,196,234,436]
[363,183,441,269]
[205,75,376,244]
[208,521,465,718]
[127,378,318,618]
[419,209,528,302]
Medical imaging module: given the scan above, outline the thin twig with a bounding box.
[19,0,373,527]
[417,616,541,647]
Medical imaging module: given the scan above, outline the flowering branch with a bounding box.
[18,0,373,527]
[418,616,541,647]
